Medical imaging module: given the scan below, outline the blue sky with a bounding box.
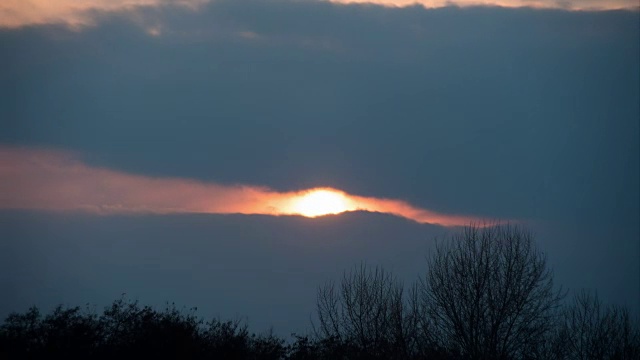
[0,0,638,334]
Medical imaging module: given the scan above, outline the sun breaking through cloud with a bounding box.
[0,146,487,227]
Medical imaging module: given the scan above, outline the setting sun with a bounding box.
[291,189,355,217]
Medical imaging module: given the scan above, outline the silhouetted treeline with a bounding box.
[2,225,638,359]
[0,298,291,359]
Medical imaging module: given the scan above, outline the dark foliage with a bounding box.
[0,298,286,359]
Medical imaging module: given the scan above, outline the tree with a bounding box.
[315,263,412,359]
[419,224,564,359]
[562,290,640,360]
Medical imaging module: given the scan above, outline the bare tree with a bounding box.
[419,224,564,359]
[315,263,414,359]
[563,290,640,360]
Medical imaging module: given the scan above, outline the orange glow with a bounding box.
[0,0,210,29]
[1,0,636,29]
[327,0,638,11]
[0,146,494,227]
[290,189,356,217]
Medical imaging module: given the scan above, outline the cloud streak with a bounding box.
[0,146,484,226]
[327,0,638,11]
[0,0,209,29]
[1,0,636,30]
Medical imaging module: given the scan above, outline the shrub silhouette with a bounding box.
[97,299,205,358]
[0,298,286,359]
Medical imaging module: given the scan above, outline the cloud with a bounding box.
[0,146,485,226]
[327,0,638,10]
[0,0,209,29]
[1,0,636,30]
[1,3,636,224]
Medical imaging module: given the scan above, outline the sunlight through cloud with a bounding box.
[0,146,492,227]
[0,146,498,226]
[290,189,357,217]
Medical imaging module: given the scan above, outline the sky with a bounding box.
[0,0,639,334]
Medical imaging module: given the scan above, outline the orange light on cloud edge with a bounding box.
[0,146,493,227]
[328,0,638,11]
[0,0,637,30]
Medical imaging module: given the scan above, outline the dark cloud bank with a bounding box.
[0,0,638,333]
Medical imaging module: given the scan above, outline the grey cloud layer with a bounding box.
[1,2,637,222]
